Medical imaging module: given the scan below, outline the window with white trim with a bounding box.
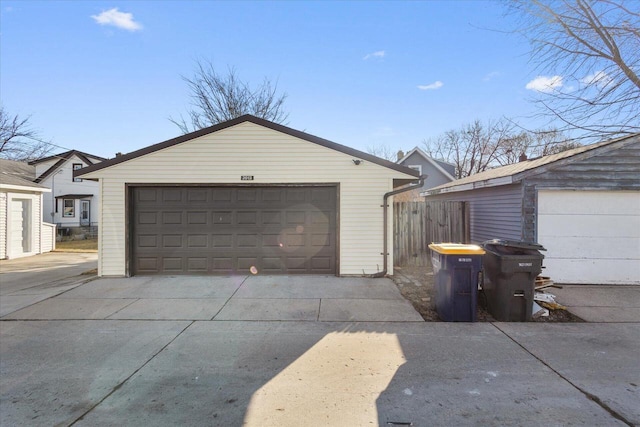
[63,199,75,217]
[73,163,83,182]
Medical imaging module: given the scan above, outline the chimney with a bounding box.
[397,150,405,161]
[115,152,122,157]
[519,153,528,162]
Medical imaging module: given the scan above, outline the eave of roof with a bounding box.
[75,115,421,179]
[29,150,107,165]
[34,150,105,183]
[0,173,50,191]
[423,133,640,196]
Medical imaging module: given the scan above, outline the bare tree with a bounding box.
[423,120,574,178]
[366,143,402,162]
[171,61,289,133]
[0,107,51,162]
[495,128,581,165]
[423,120,514,178]
[511,0,640,138]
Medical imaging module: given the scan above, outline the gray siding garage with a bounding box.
[425,134,640,285]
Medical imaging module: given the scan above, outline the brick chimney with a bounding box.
[397,150,405,161]
[519,153,528,162]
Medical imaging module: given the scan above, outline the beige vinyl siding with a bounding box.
[84,122,412,276]
[0,192,6,259]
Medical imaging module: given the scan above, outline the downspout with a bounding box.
[369,175,427,278]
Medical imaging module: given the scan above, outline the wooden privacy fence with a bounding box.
[393,200,469,266]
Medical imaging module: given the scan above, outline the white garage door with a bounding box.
[538,190,640,284]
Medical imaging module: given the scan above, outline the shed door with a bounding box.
[131,186,337,275]
[537,190,640,284]
[10,199,31,257]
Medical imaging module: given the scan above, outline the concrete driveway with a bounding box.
[1,267,639,426]
[0,252,97,317]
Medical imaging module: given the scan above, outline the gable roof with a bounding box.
[0,172,49,191]
[0,158,36,181]
[0,159,48,191]
[425,133,640,195]
[31,150,107,183]
[397,147,456,181]
[75,115,421,179]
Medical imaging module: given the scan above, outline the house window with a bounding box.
[408,165,422,175]
[73,163,83,182]
[63,199,75,217]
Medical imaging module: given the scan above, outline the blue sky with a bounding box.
[1,1,549,159]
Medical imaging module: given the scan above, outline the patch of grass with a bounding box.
[55,239,98,252]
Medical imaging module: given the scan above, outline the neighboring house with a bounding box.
[29,150,106,232]
[423,134,640,285]
[0,159,55,259]
[76,115,419,277]
[395,147,455,201]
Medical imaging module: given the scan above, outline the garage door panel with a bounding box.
[538,190,640,284]
[187,235,207,248]
[539,236,640,259]
[539,215,640,237]
[539,190,640,214]
[132,186,336,275]
[544,258,640,284]
[187,212,207,225]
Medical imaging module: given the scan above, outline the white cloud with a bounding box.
[363,50,385,60]
[581,70,613,88]
[417,81,444,90]
[91,8,143,31]
[525,75,563,93]
[483,71,501,82]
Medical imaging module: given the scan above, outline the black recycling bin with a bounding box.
[481,240,545,322]
[429,243,485,322]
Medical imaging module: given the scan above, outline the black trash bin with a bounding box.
[429,243,485,322]
[481,240,545,322]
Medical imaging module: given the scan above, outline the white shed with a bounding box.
[77,115,419,277]
[0,161,55,259]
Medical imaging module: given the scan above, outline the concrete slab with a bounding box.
[550,285,640,322]
[214,298,320,321]
[566,306,640,322]
[496,323,640,426]
[72,322,622,426]
[552,285,640,308]
[60,276,245,299]
[0,320,189,427]
[1,276,96,317]
[108,298,228,320]
[319,298,424,322]
[237,275,404,299]
[2,298,137,320]
[0,252,97,295]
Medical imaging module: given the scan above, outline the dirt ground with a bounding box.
[391,264,583,322]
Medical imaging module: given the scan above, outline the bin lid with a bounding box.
[429,243,485,255]
[482,239,546,251]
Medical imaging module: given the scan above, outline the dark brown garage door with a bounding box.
[131,186,337,275]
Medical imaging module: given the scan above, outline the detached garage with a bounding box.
[76,115,419,277]
[424,134,640,285]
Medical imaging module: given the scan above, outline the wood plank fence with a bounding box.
[393,201,469,266]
